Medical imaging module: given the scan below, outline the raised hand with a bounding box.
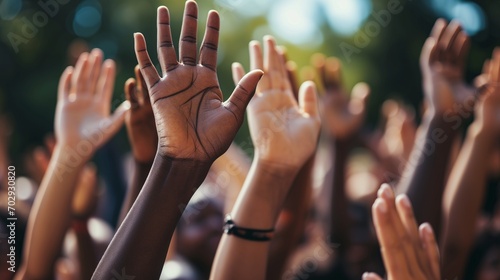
[56,49,129,157]
[124,65,157,163]
[364,184,441,280]
[232,36,320,169]
[94,4,261,279]
[420,19,473,114]
[474,48,500,133]
[17,49,128,280]
[441,48,500,279]
[134,2,262,162]
[312,54,370,139]
[211,36,319,280]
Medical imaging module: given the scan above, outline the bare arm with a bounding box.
[118,66,157,225]
[210,36,320,280]
[17,49,128,279]
[397,20,473,236]
[92,3,262,278]
[441,50,500,279]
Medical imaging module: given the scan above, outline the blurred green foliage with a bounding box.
[0,0,499,168]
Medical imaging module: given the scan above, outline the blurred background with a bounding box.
[1,0,500,170]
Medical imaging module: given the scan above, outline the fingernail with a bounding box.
[423,223,434,239]
[378,183,393,200]
[362,272,369,279]
[399,194,411,209]
[376,199,387,213]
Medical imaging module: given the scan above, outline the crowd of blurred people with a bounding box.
[0,1,500,279]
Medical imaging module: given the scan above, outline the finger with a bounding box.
[362,272,383,280]
[298,81,319,118]
[490,48,500,83]
[453,31,470,67]
[396,195,429,274]
[225,70,264,123]
[249,40,263,71]
[324,57,342,90]
[372,197,409,279]
[124,78,139,108]
[440,20,462,51]
[73,53,90,96]
[100,101,131,144]
[133,65,146,104]
[179,0,198,66]
[430,18,447,41]
[311,53,326,86]
[275,45,293,93]
[286,60,299,100]
[96,60,116,114]
[264,36,286,90]
[58,66,73,101]
[419,223,440,280]
[349,82,370,116]
[420,38,439,67]
[134,33,161,90]
[231,62,246,85]
[199,10,220,71]
[377,184,419,273]
[88,49,103,95]
[157,6,178,75]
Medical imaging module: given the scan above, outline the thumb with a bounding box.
[225,70,263,122]
[100,101,131,143]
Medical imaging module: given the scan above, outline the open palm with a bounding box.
[56,49,129,157]
[232,37,320,169]
[135,2,262,162]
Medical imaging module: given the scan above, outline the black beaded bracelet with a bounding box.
[223,214,274,242]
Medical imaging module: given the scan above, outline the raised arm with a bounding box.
[118,65,157,225]
[317,54,370,249]
[441,49,500,279]
[266,48,315,280]
[210,36,320,280]
[92,3,262,279]
[397,19,473,236]
[17,49,128,279]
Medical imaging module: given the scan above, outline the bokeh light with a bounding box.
[73,0,102,37]
[320,0,372,36]
[0,0,22,20]
[267,0,323,47]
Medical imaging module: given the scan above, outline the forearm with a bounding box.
[441,125,493,279]
[212,143,251,213]
[211,159,298,280]
[330,139,351,249]
[73,220,97,280]
[267,157,314,279]
[93,154,210,279]
[118,160,153,225]
[397,112,456,236]
[20,145,83,279]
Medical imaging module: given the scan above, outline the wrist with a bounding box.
[53,143,91,167]
[152,153,211,197]
[253,157,300,177]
